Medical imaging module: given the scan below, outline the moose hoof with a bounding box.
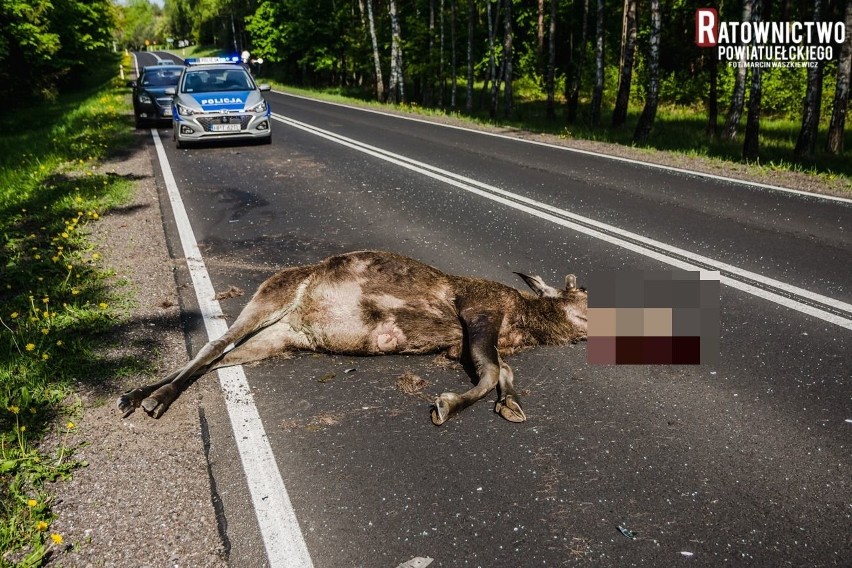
[495,395,526,423]
[431,392,461,426]
[117,393,138,418]
[140,396,168,419]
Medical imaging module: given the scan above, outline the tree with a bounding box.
[633,0,660,142]
[590,0,605,125]
[545,0,558,119]
[366,0,385,100]
[612,0,637,128]
[388,0,405,103]
[794,0,825,159]
[502,0,514,118]
[826,0,852,154]
[722,0,753,141]
[465,0,474,113]
[566,0,589,123]
[742,0,763,160]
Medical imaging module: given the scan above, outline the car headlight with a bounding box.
[248,100,267,113]
[138,93,152,104]
[177,103,202,116]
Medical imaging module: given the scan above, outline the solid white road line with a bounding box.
[273,91,852,206]
[151,130,314,568]
[271,113,852,331]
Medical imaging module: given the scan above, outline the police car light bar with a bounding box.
[185,56,241,65]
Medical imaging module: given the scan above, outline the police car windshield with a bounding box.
[182,68,254,93]
[142,69,181,87]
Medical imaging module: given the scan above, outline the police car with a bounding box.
[167,57,272,148]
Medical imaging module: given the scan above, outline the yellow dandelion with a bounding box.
[42,311,49,318]
[19,426,26,432]
[42,353,49,361]
[41,328,49,335]
[27,499,37,508]
[66,421,75,429]
[75,196,83,203]
[92,212,99,220]
[25,343,35,351]
[10,312,18,319]
[91,253,101,261]
[42,297,49,304]
[52,256,59,262]
[61,232,69,239]
[34,254,41,260]
[50,533,63,545]
[71,288,80,296]
[36,521,48,531]
[56,340,63,346]
[67,264,73,270]
[7,406,19,414]
[98,302,108,309]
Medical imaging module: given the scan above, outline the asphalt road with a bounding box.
[135,51,851,567]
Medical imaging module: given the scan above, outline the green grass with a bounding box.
[0,54,140,566]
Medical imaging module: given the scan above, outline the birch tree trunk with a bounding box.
[566,0,589,122]
[826,0,852,154]
[590,0,605,125]
[612,0,637,128]
[366,0,384,101]
[502,0,514,118]
[424,0,435,106]
[466,0,475,113]
[388,0,405,104]
[545,0,558,119]
[722,0,753,140]
[632,0,660,142]
[794,0,824,158]
[742,0,763,160]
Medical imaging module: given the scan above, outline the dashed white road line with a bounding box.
[150,129,314,568]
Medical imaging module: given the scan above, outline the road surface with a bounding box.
[133,51,851,567]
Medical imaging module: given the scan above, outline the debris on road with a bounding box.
[213,285,244,301]
[396,557,433,568]
[617,525,637,539]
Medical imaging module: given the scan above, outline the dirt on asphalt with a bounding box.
[41,109,850,567]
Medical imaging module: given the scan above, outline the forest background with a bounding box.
[3,0,852,176]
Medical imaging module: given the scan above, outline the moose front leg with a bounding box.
[494,361,526,423]
[431,309,507,426]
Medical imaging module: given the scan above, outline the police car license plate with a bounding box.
[210,124,241,132]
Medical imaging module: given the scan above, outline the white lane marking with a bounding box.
[271,113,852,331]
[151,130,314,568]
[274,90,852,205]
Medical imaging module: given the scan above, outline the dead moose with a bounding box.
[118,250,588,425]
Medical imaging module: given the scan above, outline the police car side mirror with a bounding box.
[259,84,271,92]
[164,87,176,95]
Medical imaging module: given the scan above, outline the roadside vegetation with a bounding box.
[0,57,135,567]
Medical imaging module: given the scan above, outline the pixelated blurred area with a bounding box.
[586,270,720,365]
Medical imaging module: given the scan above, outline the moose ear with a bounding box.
[514,272,561,298]
[565,274,578,291]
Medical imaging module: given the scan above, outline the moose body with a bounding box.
[119,251,588,424]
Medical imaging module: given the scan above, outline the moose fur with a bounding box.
[118,250,588,425]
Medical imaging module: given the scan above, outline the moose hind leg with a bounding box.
[494,360,526,423]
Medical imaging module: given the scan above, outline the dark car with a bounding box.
[130,65,185,127]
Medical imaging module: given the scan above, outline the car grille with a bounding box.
[198,115,251,131]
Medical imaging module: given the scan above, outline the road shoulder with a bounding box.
[46,130,228,567]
